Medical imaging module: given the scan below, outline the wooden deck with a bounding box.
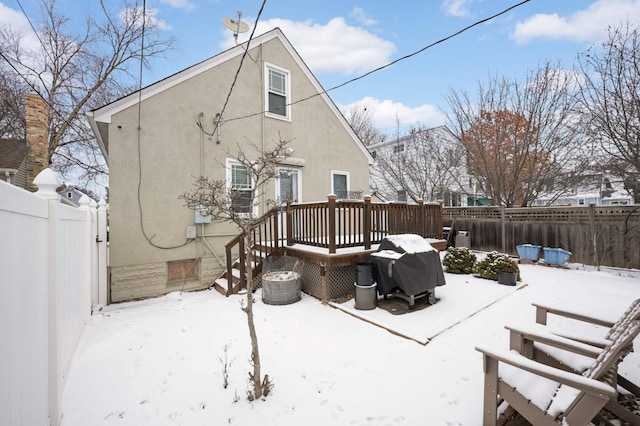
[215,196,445,297]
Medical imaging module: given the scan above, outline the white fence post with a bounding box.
[34,169,62,426]
[97,199,108,305]
[89,199,99,308]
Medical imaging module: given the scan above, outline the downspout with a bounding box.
[260,43,266,213]
[197,112,225,266]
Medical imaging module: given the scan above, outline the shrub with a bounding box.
[472,251,521,281]
[442,247,477,274]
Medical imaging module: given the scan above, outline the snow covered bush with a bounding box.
[442,247,476,274]
[472,251,521,281]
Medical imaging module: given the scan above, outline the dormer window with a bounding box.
[265,63,290,120]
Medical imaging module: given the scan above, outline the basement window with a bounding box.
[167,259,198,284]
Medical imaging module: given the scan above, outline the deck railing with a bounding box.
[223,195,443,293]
[286,195,443,253]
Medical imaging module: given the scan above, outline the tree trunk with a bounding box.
[244,234,262,399]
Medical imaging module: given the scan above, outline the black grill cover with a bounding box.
[370,234,446,296]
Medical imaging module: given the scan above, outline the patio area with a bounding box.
[60,258,640,425]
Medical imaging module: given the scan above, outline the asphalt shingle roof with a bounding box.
[0,139,28,169]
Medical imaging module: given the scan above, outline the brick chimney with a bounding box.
[25,93,50,192]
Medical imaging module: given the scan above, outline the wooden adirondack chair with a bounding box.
[476,319,640,425]
[507,299,640,424]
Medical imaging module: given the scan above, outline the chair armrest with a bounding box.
[475,345,617,398]
[533,302,616,327]
[506,323,604,358]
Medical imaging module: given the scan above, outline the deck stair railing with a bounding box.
[213,195,443,296]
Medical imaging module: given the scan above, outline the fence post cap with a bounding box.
[79,194,92,209]
[33,168,60,200]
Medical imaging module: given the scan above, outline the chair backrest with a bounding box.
[585,319,640,382]
[605,299,640,340]
[558,320,640,421]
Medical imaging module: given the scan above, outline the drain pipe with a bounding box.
[200,223,225,267]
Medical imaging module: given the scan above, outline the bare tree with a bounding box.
[0,0,174,188]
[344,101,387,146]
[180,138,290,401]
[577,23,640,203]
[446,62,592,207]
[370,125,467,203]
[0,72,29,139]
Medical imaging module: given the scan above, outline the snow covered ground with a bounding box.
[61,258,640,426]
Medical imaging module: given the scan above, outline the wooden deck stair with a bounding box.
[212,248,267,296]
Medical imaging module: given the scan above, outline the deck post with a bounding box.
[225,243,234,295]
[328,194,337,254]
[363,195,372,249]
[238,237,246,289]
[418,199,425,237]
[286,201,293,246]
[273,207,279,249]
[438,201,444,239]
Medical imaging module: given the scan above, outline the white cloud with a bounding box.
[511,0,640,44]
[159,0,196,11]
[221,17,396,75]
[442,0,471,17]
[350,6,377,26]
[120,6,171,31]
[0,3,29,31]
[339,97,447,131]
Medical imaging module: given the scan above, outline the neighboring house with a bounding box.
[0,139,28,187]
[0,94,50,191]
[368,125,477,206]
[57,185,88,207]
[87,28,373,303]
[533,174,634,206]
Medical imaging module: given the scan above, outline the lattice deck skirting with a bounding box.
[261,255,358,301]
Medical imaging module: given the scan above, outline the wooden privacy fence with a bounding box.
[443,205,640,269]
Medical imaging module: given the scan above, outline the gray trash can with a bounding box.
[355,262,376,309]
[456,230,470,248]
[354,282,377,310]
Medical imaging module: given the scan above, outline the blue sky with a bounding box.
[3,0,640,133]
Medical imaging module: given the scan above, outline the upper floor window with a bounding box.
[393,144,405,154]
[265,64,290,120]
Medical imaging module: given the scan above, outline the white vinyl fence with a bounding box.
[0,168,108,426]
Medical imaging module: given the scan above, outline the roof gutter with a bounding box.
[85,110,109,166]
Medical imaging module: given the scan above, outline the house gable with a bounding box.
[88,28,373,166]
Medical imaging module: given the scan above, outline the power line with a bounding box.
[218,0,267,124]
[222,0,532,125]
[198,0,268,136]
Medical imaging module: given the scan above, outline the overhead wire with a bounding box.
[198,0,267,137]
[134,0,191,249]
[220,0,532,126]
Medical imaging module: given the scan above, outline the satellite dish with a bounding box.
[222,11,249,43]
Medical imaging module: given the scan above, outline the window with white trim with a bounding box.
[230,163,253,214]
[265,64,290,119]
[331,171,349,199]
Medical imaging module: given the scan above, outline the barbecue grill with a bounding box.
[370,234,446,307]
